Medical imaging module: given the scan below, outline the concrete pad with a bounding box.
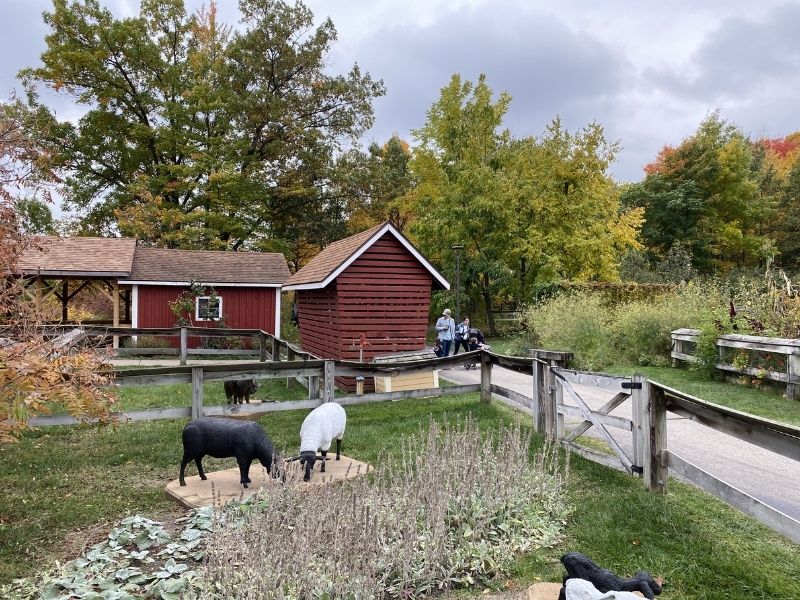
[528,583,563,600]
[527,583,643,599]
[165,454,372,509]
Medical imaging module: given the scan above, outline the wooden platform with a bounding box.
[165,454,372,508]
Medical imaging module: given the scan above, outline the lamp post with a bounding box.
[452,244,464,323]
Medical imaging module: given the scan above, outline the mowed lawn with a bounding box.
[1,391,798,599]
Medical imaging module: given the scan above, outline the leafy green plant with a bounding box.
[168,281,220,328]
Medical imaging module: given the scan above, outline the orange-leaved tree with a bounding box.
[0,98,116,442]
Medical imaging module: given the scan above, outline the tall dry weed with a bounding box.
[196,417,569,599]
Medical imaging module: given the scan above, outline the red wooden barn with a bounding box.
[122,247,289,338]
[18,237,289,339]
[283,222,449,390]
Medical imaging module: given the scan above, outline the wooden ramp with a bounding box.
[165,454,372,509]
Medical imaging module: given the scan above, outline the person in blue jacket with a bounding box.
[435,308,456,356]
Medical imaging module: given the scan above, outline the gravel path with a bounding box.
[440,364,800,523]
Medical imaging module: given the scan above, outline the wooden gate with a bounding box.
[552,369,644,477]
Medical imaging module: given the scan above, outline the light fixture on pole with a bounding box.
[451,244,464,323]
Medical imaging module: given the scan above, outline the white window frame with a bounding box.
[195,295,222,321]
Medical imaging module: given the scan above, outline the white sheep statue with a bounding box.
[293,402,347,482]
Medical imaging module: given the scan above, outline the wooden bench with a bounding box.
[372,349,439,393]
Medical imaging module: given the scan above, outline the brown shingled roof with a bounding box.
[285,223,384,287]
[124,247,289,285]
[284,222,449,290]
[17,236,136,276]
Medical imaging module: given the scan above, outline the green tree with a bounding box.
[408,75,640,333]
[776,157,800,271]
[21,0,384,251]
[409,74,515,334]
[623,114,772,273]
[507,118,643,288]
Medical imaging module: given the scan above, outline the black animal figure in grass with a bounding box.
[223,379,258,404]
[558,552,663,600]
[179,418,275,488]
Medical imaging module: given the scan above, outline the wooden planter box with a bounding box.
[372,349,439,393]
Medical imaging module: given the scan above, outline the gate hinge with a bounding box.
[622,381,642,390]
[631,465,644,474]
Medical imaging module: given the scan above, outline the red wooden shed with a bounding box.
[122,247,289,337]
[283,222,449,390]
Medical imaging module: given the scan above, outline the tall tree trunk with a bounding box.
[481,273,497,337]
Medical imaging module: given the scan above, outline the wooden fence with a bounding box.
[534,364,800,542]
[671,328,800,399]
[23,326,800,541]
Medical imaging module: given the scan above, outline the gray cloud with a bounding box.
[344,5,629,148]
[0,0,49,96]
[646,3,800,101]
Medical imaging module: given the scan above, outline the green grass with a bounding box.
[1,394,798,598]
[115,377,308,411]
[605,365,800,427]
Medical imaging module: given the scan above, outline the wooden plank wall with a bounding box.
[297,285,340,359]
[295,233,435,392]
[335,235,432,360]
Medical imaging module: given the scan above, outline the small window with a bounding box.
[195,296,222,321]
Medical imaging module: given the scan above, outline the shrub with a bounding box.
[524,292,613,370]
[609,284,713,366]
[198,418,569,599]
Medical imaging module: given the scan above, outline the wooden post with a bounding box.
[191,367,204,419]
[322,360,335,403]
[259,331,267,362]
[788,351,799,401]
[286,346,297,388]
[271,336,281,361]
[61,281,69,322]
[641,379,668,493]
[112,280,120,349]
[35,277,43,325]
[542,365,556,440]
[180,327,188,366]
[671,336,679,367]
[532,360,545,434]
[555,377,565,441]
[480,351,492,403]
[631,373,645,478]
[308,374,320,399]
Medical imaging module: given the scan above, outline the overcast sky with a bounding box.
[2,0,799,183]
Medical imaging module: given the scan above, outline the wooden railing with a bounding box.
[671,328,800,399]
[26,325,317,365]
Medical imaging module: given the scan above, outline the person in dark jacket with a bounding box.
[453,317,471,354]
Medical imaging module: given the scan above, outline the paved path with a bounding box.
[440,364,800,524]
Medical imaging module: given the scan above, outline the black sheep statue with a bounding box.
[558,552,662,600]
[179,417,275,488]
[223,379,258,404]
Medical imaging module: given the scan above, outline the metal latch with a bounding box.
[621,381,642,390]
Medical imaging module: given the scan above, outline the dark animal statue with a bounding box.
[224,379,258,404]
[179,418,275,488]
[558,552,662,600]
